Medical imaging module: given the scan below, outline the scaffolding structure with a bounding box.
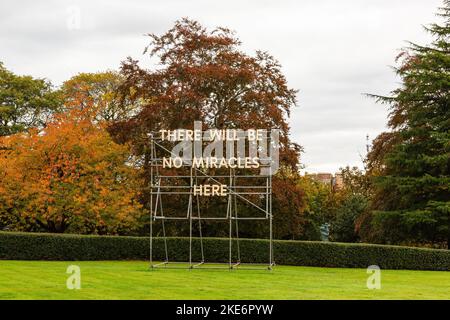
[148,131,274,270]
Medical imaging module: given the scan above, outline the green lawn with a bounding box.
[0,260,449,299]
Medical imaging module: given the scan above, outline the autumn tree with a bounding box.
[109,18,305,239]
[111,18,300,164]
[297,167,372,243]
[269,170,308,239]
[0,107,145,234]
[296,174,335,240]
[61,71,140,123]
[363,1,450,247]
[0,62,61,136]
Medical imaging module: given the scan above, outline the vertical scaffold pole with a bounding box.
[269,131,273,270]
[269,175,273,270]
[228,168,233,270]
[189,166,193,269]
[149,134,154,269]
[233,171,240,264]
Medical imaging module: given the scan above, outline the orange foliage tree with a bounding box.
[61,71,140,123]
[0,108,145,234]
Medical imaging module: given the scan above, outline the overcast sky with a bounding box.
[0,0,443,173]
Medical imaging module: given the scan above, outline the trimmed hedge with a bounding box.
[0,231,449,270]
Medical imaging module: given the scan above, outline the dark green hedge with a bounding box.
[1,231,449,270]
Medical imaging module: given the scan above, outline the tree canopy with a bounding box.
[61,71,139,123]
[0,106,145,234]
[107,19,306,239]
[364,1,450,246]
[110,18,301,168]
[0,62,61,136]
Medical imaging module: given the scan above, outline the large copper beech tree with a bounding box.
[109,19,307,239]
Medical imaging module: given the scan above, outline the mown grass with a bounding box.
[0,260,449,299]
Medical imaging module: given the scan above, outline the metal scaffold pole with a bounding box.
[149,135,154,269]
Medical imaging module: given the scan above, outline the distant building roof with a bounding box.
[306,172,344,189]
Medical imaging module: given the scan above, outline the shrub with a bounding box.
[330,194,368,242]
[0,231,449,270]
